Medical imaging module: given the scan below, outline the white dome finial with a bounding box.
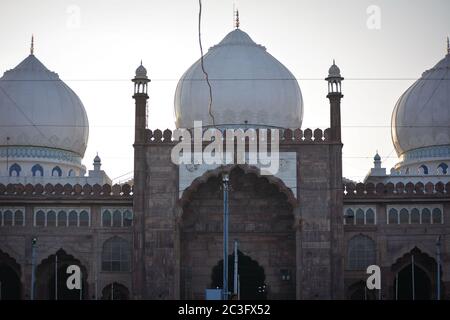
[447,36,450,55]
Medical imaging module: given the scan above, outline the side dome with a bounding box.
[0,54,89,156]
[174,29,303,129]
[391,52,450,161]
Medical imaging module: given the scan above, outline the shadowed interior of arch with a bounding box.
[35,249,88,300]
[0,249,22,300]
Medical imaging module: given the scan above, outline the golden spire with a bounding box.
[235,9,240,29]
[30,34,34,55]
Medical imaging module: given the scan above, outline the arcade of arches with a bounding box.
[179,167,296,300]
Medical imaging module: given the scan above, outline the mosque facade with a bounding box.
[0,28,449,300]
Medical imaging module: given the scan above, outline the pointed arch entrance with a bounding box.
[391,247,439,300]
[211,250,267,300]
[0,249,22,300]
[35,249,88,300]
[179,166,297,300]
[101,282,130,300]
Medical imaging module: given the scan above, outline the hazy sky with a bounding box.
[0,0,449,182]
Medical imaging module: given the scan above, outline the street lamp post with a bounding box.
[222,173,230,300]
[436,236,441,300]
[31,238,37,300]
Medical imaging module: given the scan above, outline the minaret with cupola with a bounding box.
[131,61,150,299]
[132,62,150,144]
[326,60,344,142]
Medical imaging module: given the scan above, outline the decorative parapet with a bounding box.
[143,128,333,144]
[344,182,450,198]
[0,183,133,199]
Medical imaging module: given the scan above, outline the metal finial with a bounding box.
[31,34,34,55]
[140,59,143,66]
[333,59,336,65]
[235,9,240,29]
[447,36,450,55]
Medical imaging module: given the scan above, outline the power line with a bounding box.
[1,124,450,128]
[198,0,215,125]
[1,78,450,82]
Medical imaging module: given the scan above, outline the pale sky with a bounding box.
[0,0,449,183]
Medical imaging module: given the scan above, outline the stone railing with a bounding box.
[344,182,450,198]
[0,183,133,198]
[144,128,333,144]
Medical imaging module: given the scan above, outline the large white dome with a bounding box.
[174,29,303,128]
[0,54,89,156]
[391,52,450,159]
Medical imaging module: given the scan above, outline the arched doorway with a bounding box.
[347,280,377,300]
[0,250,22,300]
[179,166,296,300]
[36,249,88,300]
[211,250,266,300]
[391,247,438,300]
[101,283,130,300]
[395,264,431,300]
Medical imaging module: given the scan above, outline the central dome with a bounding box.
[174,29,303,128]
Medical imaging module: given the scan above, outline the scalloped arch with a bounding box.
[179,164,297,208]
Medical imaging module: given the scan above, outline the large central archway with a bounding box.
[179,166,297,300]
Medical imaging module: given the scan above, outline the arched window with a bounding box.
[432,208,442,224]
[3,210,13,226]
[102,210,112,227]
[421,208,431,224]
[411,208,420,224]
[35,210,45,226]
[437,163,448,174]
[399,208,409,224]
[123,210,133,227]
[57,211,67,227]
[344,209,354,225]
[9,163,21,177]
[418,165,428,175]
[68,210,78,227]
[14,210,24,226]
[47,210,56,227]
[79,210,89,227]
[347,235,376,270]
[355,209,365,225]
[366,209,375,225]
[388,208,398,224]
[102,237,130,272]
[68,169,74,177]
[112,210,122,227]
[52,166,62,177]
[31,164,44,177]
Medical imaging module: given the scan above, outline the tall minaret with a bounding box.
[131,61,150,299]
[132,62,150,143]
[325,60,345,298]
[325,60,344,142]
